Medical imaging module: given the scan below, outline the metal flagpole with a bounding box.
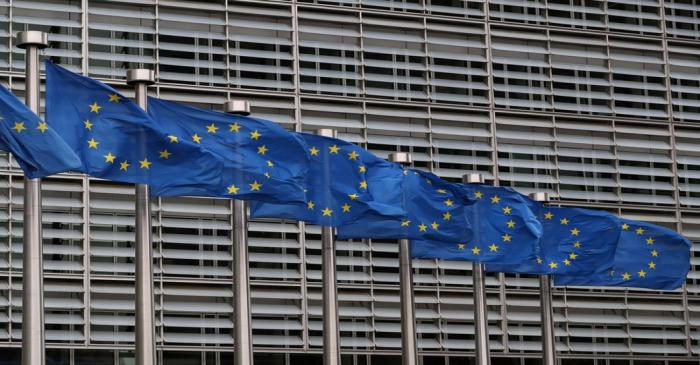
[388,152,418,365]
[16,30,48,365]
[316,128,341,365]
[462,173,490,365]
[223,100,255,365]
[529,192,556,365]
[125,69,156,365]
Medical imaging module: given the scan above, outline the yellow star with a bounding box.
[570,228,580,236]
[250,130,261,140]
[266,160,274,167]
[329,144,339,154]
[168,135,179,143]
[359,181,368,190]
[206,123,219,133]
[348,193,359,200]
[622,223,630,230]
[544,212,553,220]
[401,219,411,227]
[549,262,558,269]
[502,206,512,214]
[444,199,454,207]
[443,212,452,221]
[474,191,483,199]
[436,189,447,194]
[357,165,366,174]
[227,185,239,194]
[139,158,151,169]
[489,243,498,252]
[257,145,268,155]
[89,102,101,113]
[12,121,25,133]
[418,223,427,232]
[84,119,93,130]
[637,270,647,278]
[506,220,515,228]
[622,272,631,280]
[537,257,543,264]
[648,261,656,269]
[159,150,171,159]
[457,243,465,250]
[563,259,571,266]
[322,207,333,216]
[646,237,654,245]
[108,94,121,102]
[431,221,439,230]
[491,196,500,204]
[87,138,99,149]
[573,241,582,248]
[104,152,116,163]
[250,181,262,191]
[472,246,481,255]
[309,146,319,156]
[229,123,241,132]
[560,218,569,225]
[502,234,512,242]
[264,172,271,179]
[569,252,578,260]
[636,227,645,235]
[307,201,315,210]
[651,249,659,257]
[348,151,359,160]
[119,161,129,171]
[341,204,351,213]
[192,134,202,143]
[403,170,409,175]
[36,121,48,133]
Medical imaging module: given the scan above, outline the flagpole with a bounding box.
[388,152,418,365]
[223,100,255,365]
[462,173,490,365]
[316,128,341,365]
[16,30,48,365]
[529,192,556,365]
[126,69,156,365]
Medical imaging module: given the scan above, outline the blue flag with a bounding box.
[411,184,542,264]
[250,133,404,226]
[45,62,226,197]
[486,205,620,275]
[0,85,81,178]
[554,219,691,290]
[147,98,308,203]
[336,169,474,244]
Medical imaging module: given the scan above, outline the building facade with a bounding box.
[0,0,699,364]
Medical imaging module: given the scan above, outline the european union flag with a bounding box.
[45,62,225,196]
[411,184,542,264]
[336,169,473,244]
[0,85,81,178]
[148,98,308,203]
[486,205,620,275]
[554,219,691,290]
[250,133,404,225]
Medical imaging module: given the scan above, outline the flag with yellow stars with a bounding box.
[147,97,308,203]
[45,62,226,196]
[411,184,542,264]
[250,133,404,226]
[554,219,691,290]
[486,205,620,276]
[0,84,81,178]
[336,168,474,243]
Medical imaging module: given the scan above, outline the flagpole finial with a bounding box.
[223,100,250,116]
[462,173,484,184]
[389,152,412,166]
[126,69,154,85]
[316,128,337,138]
[529,192,550,202]
[15,31,48,50]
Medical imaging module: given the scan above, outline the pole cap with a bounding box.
[126,69,155,85]
[388,152,412,166]
[529,192,550,202]
[462,173,484,184]
[316,128,337,138]
[15,31,48,50]
[223,100,251,116]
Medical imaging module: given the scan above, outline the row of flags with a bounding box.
[0,61,692,290]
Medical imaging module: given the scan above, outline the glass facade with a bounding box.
[0,0,698,364]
